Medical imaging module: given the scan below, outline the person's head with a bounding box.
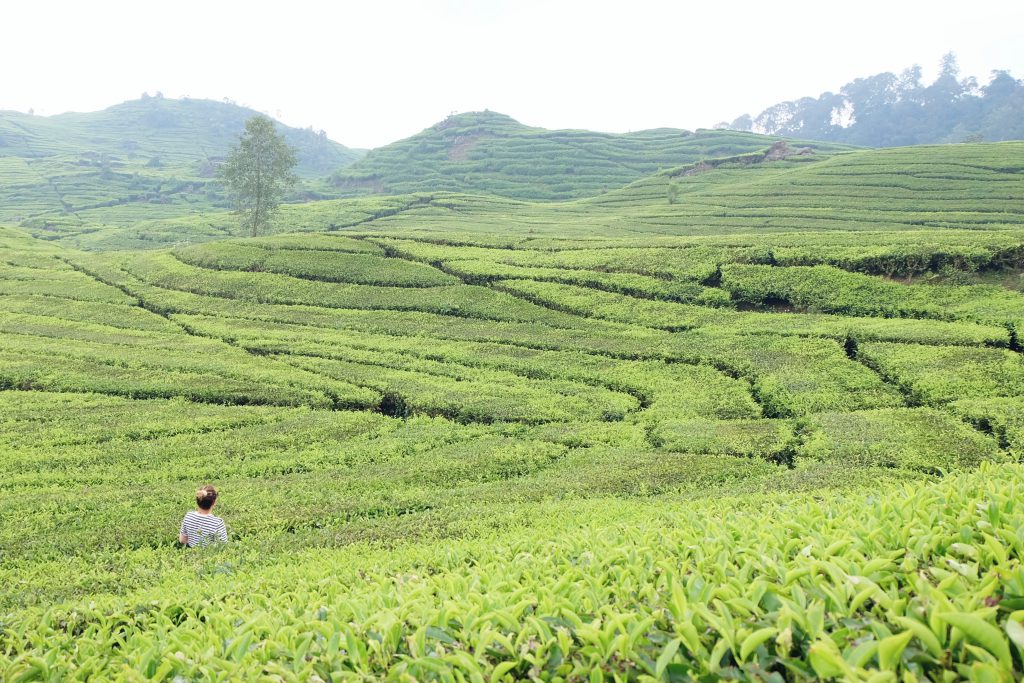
[196,485,218,511]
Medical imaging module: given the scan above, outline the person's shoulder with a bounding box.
[183,510,200,520]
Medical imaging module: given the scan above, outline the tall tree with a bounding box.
[220,116,297,237]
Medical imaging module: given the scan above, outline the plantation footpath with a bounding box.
[1,140,1024,680]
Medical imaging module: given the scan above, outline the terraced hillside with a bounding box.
[331,110,856,200]
[2,140,1024,679]
[41,140,1024,251]
[0,97,363,225]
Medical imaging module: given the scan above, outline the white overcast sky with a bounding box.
[3,0,1022,149]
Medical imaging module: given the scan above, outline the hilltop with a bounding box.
[0,96,363,224]
[0,96,363,173]
[331,110,856,200]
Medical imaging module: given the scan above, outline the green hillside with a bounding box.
[0,96,363,225]
[331,110,856,200]
[37,140,1024,251]
[3,138,1024,678]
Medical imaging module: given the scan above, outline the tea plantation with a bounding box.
[2,141,1024,680]
[329,111,855,200]
[0,97,364,227]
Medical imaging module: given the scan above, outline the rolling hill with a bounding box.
[331,110,856,200]
[35,140,1024,251]
[0,96,364,224]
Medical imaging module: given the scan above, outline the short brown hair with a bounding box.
[196,485,218,510]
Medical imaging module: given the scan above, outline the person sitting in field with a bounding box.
[179,485,228,548]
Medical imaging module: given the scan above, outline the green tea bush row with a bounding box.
[0,329,378,409]
[703,311,1010,347]
[0,271,135,305]
[250,233,384,253]
[373,237,746,282]
[176,313,761,423]
[797,408,1004,472]
[671,331,905,416]
[123,282,672,359]
[4,463,1024,680]
[858,342,1024,405]
[0,311,193,348]
[440,258,713,300]
[283,354,640,424]
[0,349,339,407]
[118,252,592,327]
[493,279,727,330]
[773,241,1024,278]
[174,242,459,287]
[0,294,179,332]
[260,250,459,287]
[488,279,1010,345]
[170,298,901,419]
[654,417,796,460]
[0,391,283,448]
[0,409,441,492]
[720,264,1024,325]
[950,397,1024,455]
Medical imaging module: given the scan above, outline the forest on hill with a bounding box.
[725,53,1024,146]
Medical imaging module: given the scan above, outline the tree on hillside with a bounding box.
[220,116,297,237]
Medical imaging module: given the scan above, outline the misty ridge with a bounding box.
[722,53,1024,146]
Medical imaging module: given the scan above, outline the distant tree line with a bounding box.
[721,53,1024,146]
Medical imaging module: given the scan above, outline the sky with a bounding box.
[3,0,1023,149]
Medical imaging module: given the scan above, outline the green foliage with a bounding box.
[654,417,796,461]
[175,240,459,287]
[859,342,1024,405]
[220,116,299,237]
[1,133,1024,679]
[798,408,1004,472]
[721,263,1024,325]
[115,251,593,325]
[672,330,905,416]
[3,461,1024,680]
[173,313,759,424]
[495,278,730,329]
[487,278,1010,346]
[950,397,1024,456]
[285,354,639,424]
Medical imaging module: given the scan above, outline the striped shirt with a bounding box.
[179,511,227,548]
